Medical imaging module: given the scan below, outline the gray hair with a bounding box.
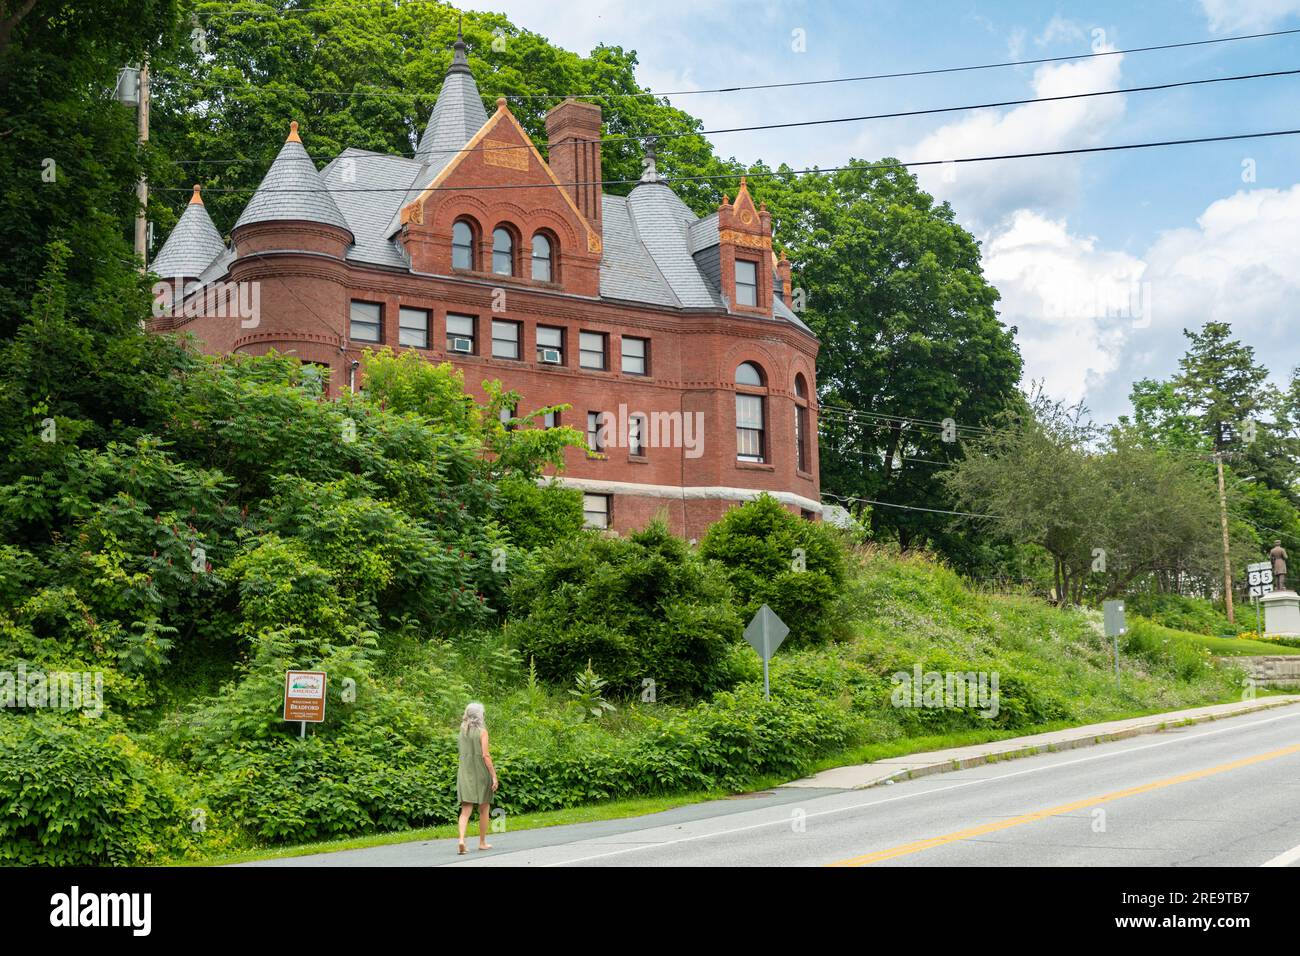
[461,701,486,733]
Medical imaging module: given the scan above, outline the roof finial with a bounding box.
[639,135,667,184]
[189,184,203,205]
[286,120,301,143]
[449,12,470,73]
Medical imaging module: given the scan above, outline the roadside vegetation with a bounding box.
[0,293,1251,861]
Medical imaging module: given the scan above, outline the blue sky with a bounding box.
[488,0,1300,423]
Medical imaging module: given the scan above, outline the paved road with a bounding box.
[247,703,1300,867]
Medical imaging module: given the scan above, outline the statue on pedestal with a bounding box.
[1270,539,1289,592]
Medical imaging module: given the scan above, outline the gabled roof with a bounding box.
[234,123,351,234]
[151,185,226,279]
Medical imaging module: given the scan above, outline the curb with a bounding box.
[786,695,1300,791]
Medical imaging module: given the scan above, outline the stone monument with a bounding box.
[1261,540,1300,637]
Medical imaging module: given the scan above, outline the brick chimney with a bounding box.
[545,98,602,239]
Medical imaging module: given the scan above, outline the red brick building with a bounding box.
[150,33,820,538]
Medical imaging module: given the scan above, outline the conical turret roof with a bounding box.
[234,122,351,233]
[152,185,226,278]
[412,25,489,174]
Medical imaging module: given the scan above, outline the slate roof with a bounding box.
[233,129,351,234]
[150,189,227,279]
[412,34,488,178]
[164,52,812,339]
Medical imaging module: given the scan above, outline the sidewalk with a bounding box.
[782,694,1300,790]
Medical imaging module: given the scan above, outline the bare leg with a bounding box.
[478,802,492,849]
[457,802,473,851]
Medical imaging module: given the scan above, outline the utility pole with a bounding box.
[134,59,150,271]
[1216,450,1235,625]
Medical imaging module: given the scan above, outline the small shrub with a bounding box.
[699,494,850,645]
[508,520,742,698]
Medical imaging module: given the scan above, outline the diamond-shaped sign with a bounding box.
[744,604,789,661]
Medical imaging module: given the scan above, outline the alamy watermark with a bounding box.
[1,665,104,717]
[151,279,261,328]
[593,404,706,459]
[891,664,1000,719]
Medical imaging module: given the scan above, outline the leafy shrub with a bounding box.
[508,520,742,699]
[0,715,195,865]
[699,494,850,645]
[495,476,584,551]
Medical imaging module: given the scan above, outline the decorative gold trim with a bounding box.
[483,138,529,171]
[720,229,772,250]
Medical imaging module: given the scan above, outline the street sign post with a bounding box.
[1247,561,1274,636]
[744,604,789,700]
[1102,600,1126,686]
[284,670,327,738]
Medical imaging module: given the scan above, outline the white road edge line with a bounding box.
[541,705,1300,867]
[1261,842,1300,867]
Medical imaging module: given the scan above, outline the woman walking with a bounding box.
[456,701,498,855]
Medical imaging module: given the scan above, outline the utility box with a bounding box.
[1103,600,1126,638]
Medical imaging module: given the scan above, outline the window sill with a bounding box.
[736,461,775,472]
[627,454,650,464]
[796,468,814,480]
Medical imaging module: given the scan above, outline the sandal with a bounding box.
[457,843,467,855]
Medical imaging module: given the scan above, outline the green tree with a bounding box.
[147,0,733,233]
[0,0,183,333]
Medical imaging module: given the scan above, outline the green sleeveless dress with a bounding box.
[456,726,493,804]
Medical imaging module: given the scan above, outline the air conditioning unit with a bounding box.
[449,337,473,353]
[538,348,561,364]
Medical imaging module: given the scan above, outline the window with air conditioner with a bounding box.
[536,325,564,365]
[446,313,476,353]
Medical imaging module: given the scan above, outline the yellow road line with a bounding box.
[829,741,1300,867]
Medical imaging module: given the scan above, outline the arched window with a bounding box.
[492,227,515,276]
[452,219,476,270]
[531,233,554,281]
[735,362,766,463]
[794,373,810,472]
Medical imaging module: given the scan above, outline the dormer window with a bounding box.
[531,233,553,281]
[452,219,476,270]
[735,260,758,307]
[492,227,515,276]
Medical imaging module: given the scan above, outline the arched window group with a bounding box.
[735,362,813,469]
[451,217,555,281]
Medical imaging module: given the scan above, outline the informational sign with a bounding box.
[283,670,327,723]
[744,604,789,700]
[1247,561,1275,600]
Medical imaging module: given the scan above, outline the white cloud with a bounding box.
[986,186,1300,421]
[908,47,1127,230]
[982,211,1144,404]
[1200,0,1300,32]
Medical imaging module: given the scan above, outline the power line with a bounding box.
[166,23,1300,100]
[820,490,1006,520]
[155,125,1300,194]
[816,404,996,436]
[164,64,1300,166]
